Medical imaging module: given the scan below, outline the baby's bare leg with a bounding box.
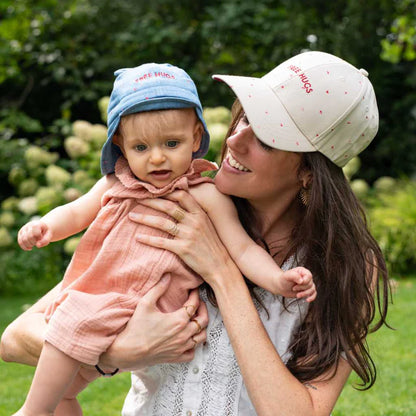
[17,341,80,416]
[55,367,100,416]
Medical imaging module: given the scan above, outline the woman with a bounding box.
[1,51,390,416]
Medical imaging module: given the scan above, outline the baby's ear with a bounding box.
[112,132,125,155]
[192,122,203,153]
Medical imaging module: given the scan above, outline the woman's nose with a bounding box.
[226,124,252,153]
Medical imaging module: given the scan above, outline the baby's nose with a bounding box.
[150,148,166,164]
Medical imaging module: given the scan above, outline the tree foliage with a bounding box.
[0,0,415,183]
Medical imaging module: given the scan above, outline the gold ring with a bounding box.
[191,335,197,348]
[172,208,185,222]
[191,318,202,334]
[183,305,195,319]
[167,223,179,236]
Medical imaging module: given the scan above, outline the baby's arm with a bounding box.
[190,183,316,300]
[18,174,117,250]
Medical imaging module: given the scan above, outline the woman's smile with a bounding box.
[224,151,251,173]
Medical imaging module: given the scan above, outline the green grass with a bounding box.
[0,296,130,416]
[0,278,415,415]
[334,278,416,415]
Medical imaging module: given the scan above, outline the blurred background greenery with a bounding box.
[0,1,416,414]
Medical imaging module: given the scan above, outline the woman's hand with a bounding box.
[100,274,208,371]
[128,190,235,287]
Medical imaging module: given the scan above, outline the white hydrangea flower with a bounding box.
[342,157,361,180]
[24,146,59,169]
[350,179,369,199]
[1,197,19,211]
[203,106,232,125]
[0,212,15,228]
[89,124,108,149]
[18,197,38,215]
[64,236,81,255]
[72,170,90,185]
[72,120,93,141]
[0,227,13,248]
[64,187,82,202]
[18,178,39,197]
[98,96,110,123]
[207,123,228,144]
[45,165,71,187]
[373,177,396,193]
[35,187,62,211]
[64,136,90,159]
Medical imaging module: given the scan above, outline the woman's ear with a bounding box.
[300,169,313,189]
[192,122,203,153]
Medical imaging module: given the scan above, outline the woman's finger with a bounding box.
[136,197,189,220]
[129,213,181,237]
[164,190,204,214]
[140,274,172,307]
[135,232,183,254]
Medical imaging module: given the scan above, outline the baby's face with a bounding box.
[117,109,202,188]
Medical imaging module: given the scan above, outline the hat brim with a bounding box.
[212,74,315,153]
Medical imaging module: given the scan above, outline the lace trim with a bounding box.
[196,307,241,416]
[151,363,188,416]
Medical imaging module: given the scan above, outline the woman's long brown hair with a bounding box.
[208,100,390,389]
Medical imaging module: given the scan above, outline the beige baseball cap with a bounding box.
[213,51,379,167]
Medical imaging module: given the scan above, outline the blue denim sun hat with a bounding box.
[100,63,210,175]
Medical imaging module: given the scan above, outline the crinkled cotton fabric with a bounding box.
[122,256,309,416]
[44,156,216,365]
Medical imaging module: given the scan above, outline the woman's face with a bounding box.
[215,115,303,209]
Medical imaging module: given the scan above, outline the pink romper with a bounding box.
[44,156,216,365]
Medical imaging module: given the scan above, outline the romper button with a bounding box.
[192,366,199,374]
[186,411,192,416]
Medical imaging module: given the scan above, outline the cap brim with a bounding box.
[212,74,315,152]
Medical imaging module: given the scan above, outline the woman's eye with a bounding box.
[257,138,273,152]
[166,140,179,148]
[135,144,147,152]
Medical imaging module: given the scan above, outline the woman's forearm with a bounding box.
[0,283,61,366]
[210,261,347,416]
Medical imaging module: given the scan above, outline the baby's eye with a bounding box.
[135,144,147,152]
[166,140,179,148]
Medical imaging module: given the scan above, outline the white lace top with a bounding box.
[122,258,309,416]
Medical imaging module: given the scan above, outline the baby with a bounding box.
[15,63,316,416]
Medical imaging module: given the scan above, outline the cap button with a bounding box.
[359,68,369,77]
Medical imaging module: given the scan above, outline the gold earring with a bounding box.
[299,187,310,206]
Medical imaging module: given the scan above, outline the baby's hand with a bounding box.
[17,220,52,251]
[277,266,317,302]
